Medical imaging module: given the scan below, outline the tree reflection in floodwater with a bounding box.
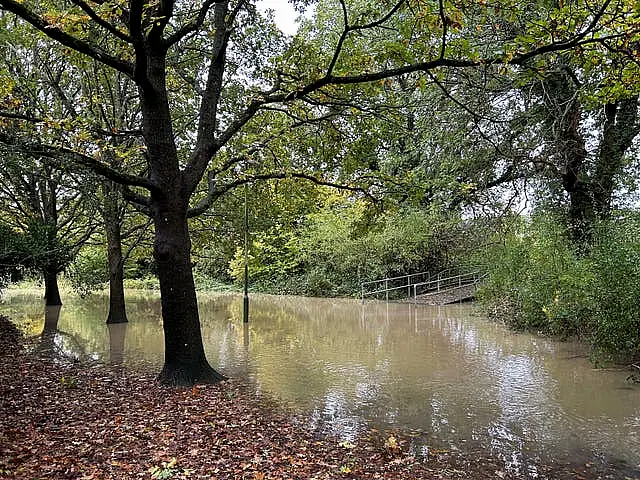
[108,322,127,365]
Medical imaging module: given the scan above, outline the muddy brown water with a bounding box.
[3,289,639,477]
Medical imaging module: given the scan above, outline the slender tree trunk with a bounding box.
[103,182,128,324]
[43,268,62,306]
[106,242,128,324]
[152,198,225,386]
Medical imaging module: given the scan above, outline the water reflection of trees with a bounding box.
[108,322,127,365]
[198,295,640,469]
[35,305,92,361]
[200,296,502,443]
[6,291,166,365]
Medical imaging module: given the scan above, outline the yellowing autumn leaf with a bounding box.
[384,435,398,450]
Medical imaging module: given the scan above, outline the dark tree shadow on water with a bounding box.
[35,305,62,356]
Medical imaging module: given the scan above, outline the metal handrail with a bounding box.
[412,272,479,291]
[361,271,429,287]
[412,271,484,301]
[361,268,486,304]
[364,283,415,296]
[361,270,431,302]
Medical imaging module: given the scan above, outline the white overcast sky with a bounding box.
[257,0,301,36]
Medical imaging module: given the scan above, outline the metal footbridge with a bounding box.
[361,269,486,305]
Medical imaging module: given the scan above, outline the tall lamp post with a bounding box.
[243,180,249,323]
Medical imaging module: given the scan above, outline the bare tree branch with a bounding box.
[327,0,406,75]
[185,0,246,193]
[122,187,152,216]
[0,138,156,192]
[207,171,379,207]
[165,0,220,47]
[438,0,447,59]
[0,111,143,139]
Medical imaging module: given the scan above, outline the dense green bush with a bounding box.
[193,244,235,283]
[66,245,109,296]
[0,221,75,298]
[228,224,303,290]
[478,214,640,362]
[228,197,464,297]
[122,275,160,290]
[0,223,23,298]
[21,221,74,275]
[587,217,640,361]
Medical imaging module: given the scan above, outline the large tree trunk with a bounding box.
[541,64,595,245]
[43,304,61,334]
[103,182,128,324]
[152,198,225,386]
[566,181,594,245]
[558,98,594,245]
[139,48,225,386]
[541,66,640,244]
[43,268,62,306]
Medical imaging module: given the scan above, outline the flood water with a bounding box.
[3,289,640,476]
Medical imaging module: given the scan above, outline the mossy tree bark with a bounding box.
[538,63,639,245]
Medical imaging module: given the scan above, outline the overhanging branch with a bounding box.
[0,0,134,76]
[68,0,133,44]
[0,138,156,193]
[210,172,379,205]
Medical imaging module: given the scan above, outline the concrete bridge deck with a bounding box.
[411,284,476,305]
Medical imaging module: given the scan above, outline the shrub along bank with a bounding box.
[477,213,640,364]
[227,205,467,297]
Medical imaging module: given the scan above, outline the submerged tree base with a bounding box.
[157,360,226,386]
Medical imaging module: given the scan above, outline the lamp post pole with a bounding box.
[243,181,249,324]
